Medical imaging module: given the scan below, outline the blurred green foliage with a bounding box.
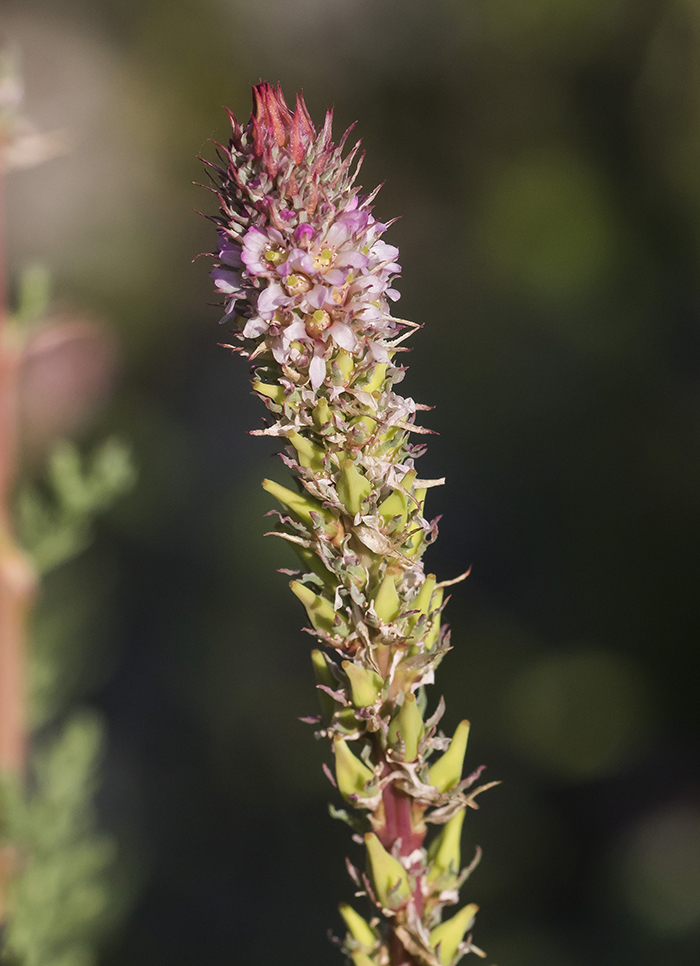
[17,440,135,578]
[0,716,115,966]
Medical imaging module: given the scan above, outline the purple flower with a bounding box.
[210,266,242,296]
[218,233,243,268]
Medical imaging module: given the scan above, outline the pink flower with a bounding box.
[208,82,403,390]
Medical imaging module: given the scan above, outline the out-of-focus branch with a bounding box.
[0,47,130,947]
[0,135,37,924]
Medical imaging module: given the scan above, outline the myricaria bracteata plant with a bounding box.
[204,82,497,966]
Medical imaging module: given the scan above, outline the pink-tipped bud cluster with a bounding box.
[208,82,401,389]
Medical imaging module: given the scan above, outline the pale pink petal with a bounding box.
[324,269,346,286]
[325,221,351,249]
[283,320,308,342]
[328,322,357,351]
[359,305,383,322]
[368,341,390,363]
[309,349,327,389]
[243,317,268,338]
[257,282,288,317]
[271,337,291,364]
[279,249,314,276]
[372,241,400,262]
[306,285,328,310]
[335,252,368,270]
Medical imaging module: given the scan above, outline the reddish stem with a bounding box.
[376,763,426,965]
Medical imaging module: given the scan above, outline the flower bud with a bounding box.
[408,574,436,632]
[429,903,478,965]
[364,833,410,909]
[290,580,337,634]
[312,397,331,429]
[337,459,372,516]
[290,544,335,586]
[343,661,383,708]
[427,808,465,884]
[372,573,400,623]
[334,349,354,381]
[424,586,444,650]
[363,363,387,394]
[429,720,470,793]
[287,430,324,471]
[406,486,427,557]
[311,649,336,721]
[252,380,285,405]
[262,478,329,527]
[338,903,377,948]
[334,737,374,800]
[377,469,417,527]
[351,951,376,966]
[388,693,424,761]
[306,308,332,338]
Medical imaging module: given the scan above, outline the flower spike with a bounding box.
[205,81,493,965]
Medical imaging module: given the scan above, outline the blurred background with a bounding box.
[2,0,700,964]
